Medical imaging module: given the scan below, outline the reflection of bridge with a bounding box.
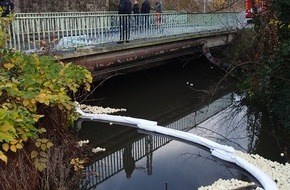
[6,12,246,80]
[79,93,233,189]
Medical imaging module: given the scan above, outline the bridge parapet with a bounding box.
[6,12,244,53]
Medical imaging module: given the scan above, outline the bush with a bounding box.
[0,15,93,189]
[228,0,290,131]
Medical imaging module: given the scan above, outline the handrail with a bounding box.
[15,11,119,18]
[14,10,181,18]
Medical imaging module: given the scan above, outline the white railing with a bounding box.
[5,12,243,53]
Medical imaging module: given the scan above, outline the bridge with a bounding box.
[6,11,246,80]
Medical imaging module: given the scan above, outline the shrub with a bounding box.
[0,14,93,189]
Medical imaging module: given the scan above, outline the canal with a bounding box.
[77,56,286,190]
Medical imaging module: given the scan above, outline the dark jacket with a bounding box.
[141,0,150,14]
[156,1,162,13]
[0,0,14,17]
[118,0,132,14]
[132,3,140,14]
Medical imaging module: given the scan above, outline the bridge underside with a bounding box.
[58,31,235,81]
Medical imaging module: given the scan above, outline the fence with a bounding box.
[5,12,242,53]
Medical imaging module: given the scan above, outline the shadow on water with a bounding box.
[76,57,285,189]
[81,56,233,124]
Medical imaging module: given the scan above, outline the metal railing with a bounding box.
[5,12,243,53]
[15,11,118,18]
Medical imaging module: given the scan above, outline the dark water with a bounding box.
[77,57,286,190]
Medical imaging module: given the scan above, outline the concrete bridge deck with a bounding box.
[59,27,236,80]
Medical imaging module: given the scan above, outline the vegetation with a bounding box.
[227,0,290,131]
[0,14,93,189]
[1,0,289,188]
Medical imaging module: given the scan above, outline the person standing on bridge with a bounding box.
[118,0,132,44]
[132,0,140,28]
[141,0,151,30]
[0,0,14,17]
[155,0,162,26]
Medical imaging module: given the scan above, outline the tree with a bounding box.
[228,0,290,130]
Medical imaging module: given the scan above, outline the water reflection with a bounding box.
[77,93,262,189]
[123,144,135,178]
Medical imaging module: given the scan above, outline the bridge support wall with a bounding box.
[58,32,234,81]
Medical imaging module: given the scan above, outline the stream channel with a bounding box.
[76,56,286,190]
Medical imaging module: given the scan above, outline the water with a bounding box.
[77,57,285,190]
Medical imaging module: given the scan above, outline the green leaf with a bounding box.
[23,99,30,107]
[23,92,38,99]
[2,143,9,152]
[40,144,46,151]
[38,128,46,133]
[31,150,38,159]
[39,151,47,158]
[36,162,45,172]
[35,141,41,148]
[9,139,18,145]
[0,154,8,164]
[0,132,14,142]
[0,109,6,120]
[1,122,13,132]
[10,145,16,152]
[41,138,48,143]
[15,143,23,149]
[46,141,53,148]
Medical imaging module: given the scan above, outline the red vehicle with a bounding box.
[245,0,266,22]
